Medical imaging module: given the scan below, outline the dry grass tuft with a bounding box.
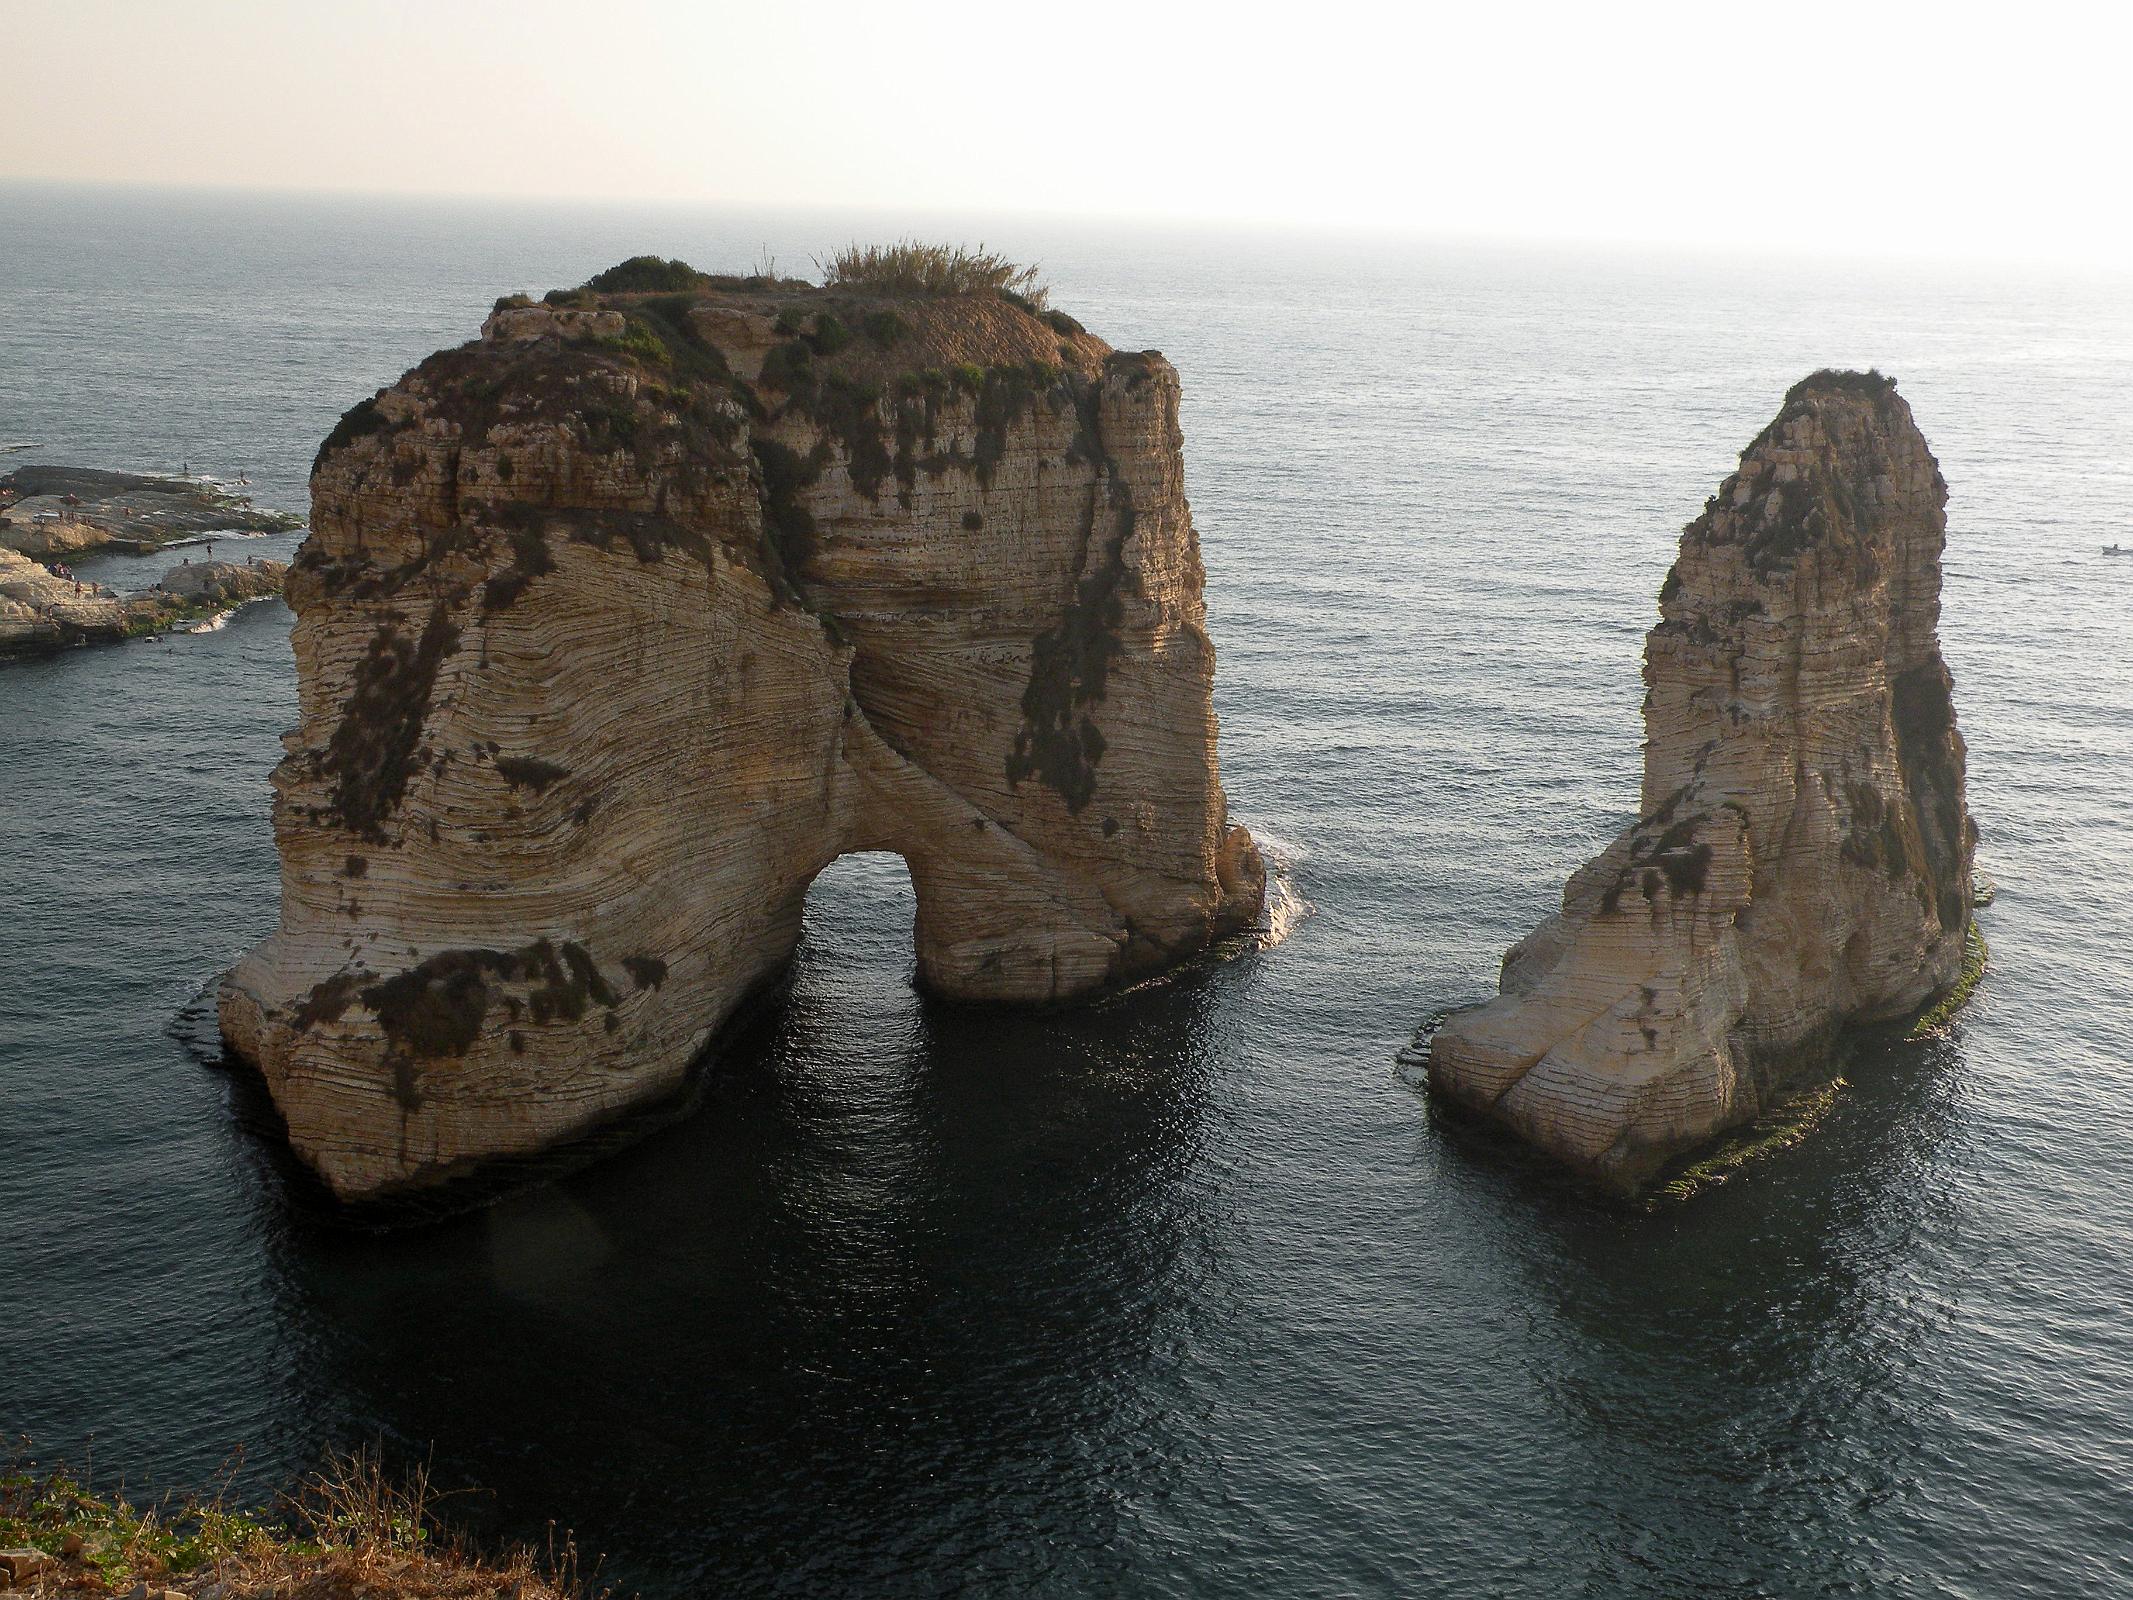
[816,241,1048,310]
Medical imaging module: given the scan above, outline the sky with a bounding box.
[6,0,2130,263]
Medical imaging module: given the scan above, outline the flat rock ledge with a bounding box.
[220,263,1265,1204]
[1428,371,1978,1194]
[0,465,301,559]
[0,547,288,660]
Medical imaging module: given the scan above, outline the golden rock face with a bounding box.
[219,284,1263,1203]
[1429,373,1975,1193]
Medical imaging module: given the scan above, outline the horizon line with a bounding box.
[4,174,2128,280]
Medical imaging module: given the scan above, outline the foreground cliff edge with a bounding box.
[219,252,1265,1203]
[1428,371,1977,1193]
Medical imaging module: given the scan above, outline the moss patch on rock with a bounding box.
[1906,922,1988,1040]
[1646,1078,1846,1205]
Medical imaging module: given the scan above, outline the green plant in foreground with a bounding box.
[1,1443,593,1596]
[0,1461,279,1587]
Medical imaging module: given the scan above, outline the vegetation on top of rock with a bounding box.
[314,394,392,474]
[491,292,536,313]
[582,255,715,294]
[817,241,1049,311]
[1905,922,1989,1039]
[1785,367,1898,404]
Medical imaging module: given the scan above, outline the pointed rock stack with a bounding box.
[1429,371,1976,1191]
[219,269,1263,1204]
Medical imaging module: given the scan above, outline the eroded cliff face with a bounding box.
[1428,372,1975,1191]
[219,273,1264,1202]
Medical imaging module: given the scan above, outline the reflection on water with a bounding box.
[249,854,1235,1593]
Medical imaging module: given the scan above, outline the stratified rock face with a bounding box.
[219,275,1264,1202]
[1428,372,1975,1191]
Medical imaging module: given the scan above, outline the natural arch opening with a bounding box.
[791,851,922,1017]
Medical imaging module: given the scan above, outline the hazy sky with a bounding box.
[8,0,2129,262]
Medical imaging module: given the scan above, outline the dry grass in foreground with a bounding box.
[0,1446,600,1599]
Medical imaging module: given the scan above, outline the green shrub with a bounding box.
[760,340,815,393]
[491,293,535,314]
[811,313,852,355]
[583,255,713,294]
[862,309,907,348]
[774,307,805,336]
[616,319,672,367]
[1044,308,1084,337]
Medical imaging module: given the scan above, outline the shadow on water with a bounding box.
[1416,1023,1975,1596]
[222,856,1246,1595]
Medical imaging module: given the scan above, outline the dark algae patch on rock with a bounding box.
[494,756,571,794]
[320,602,461,841]
[359,939,627,1109]
[1007,504,1135,813]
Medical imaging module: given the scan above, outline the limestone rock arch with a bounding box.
[220,272,1264,1203]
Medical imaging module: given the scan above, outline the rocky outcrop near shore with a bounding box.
[1428,371,1976,1192]
[220,261,1264,1203]
[0,546,288,659]
[0,466,301,558]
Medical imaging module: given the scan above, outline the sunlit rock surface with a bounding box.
[219,271,1263,1202]
[1428,372,1975,1191]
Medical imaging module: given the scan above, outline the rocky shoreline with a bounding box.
[0,465,300,661]
[0,546,289,660]
[0,466,301,560]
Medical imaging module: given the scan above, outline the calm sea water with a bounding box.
[2,186,2129,1598]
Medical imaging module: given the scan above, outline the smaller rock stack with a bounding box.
[1429,371,1977,1191]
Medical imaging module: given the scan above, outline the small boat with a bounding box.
[2107,544,2124,556]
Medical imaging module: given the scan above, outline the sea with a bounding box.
[2,184,2128,1598]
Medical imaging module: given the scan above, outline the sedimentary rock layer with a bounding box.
[1428,371,1975,1191]
[220,267,1264,1202]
